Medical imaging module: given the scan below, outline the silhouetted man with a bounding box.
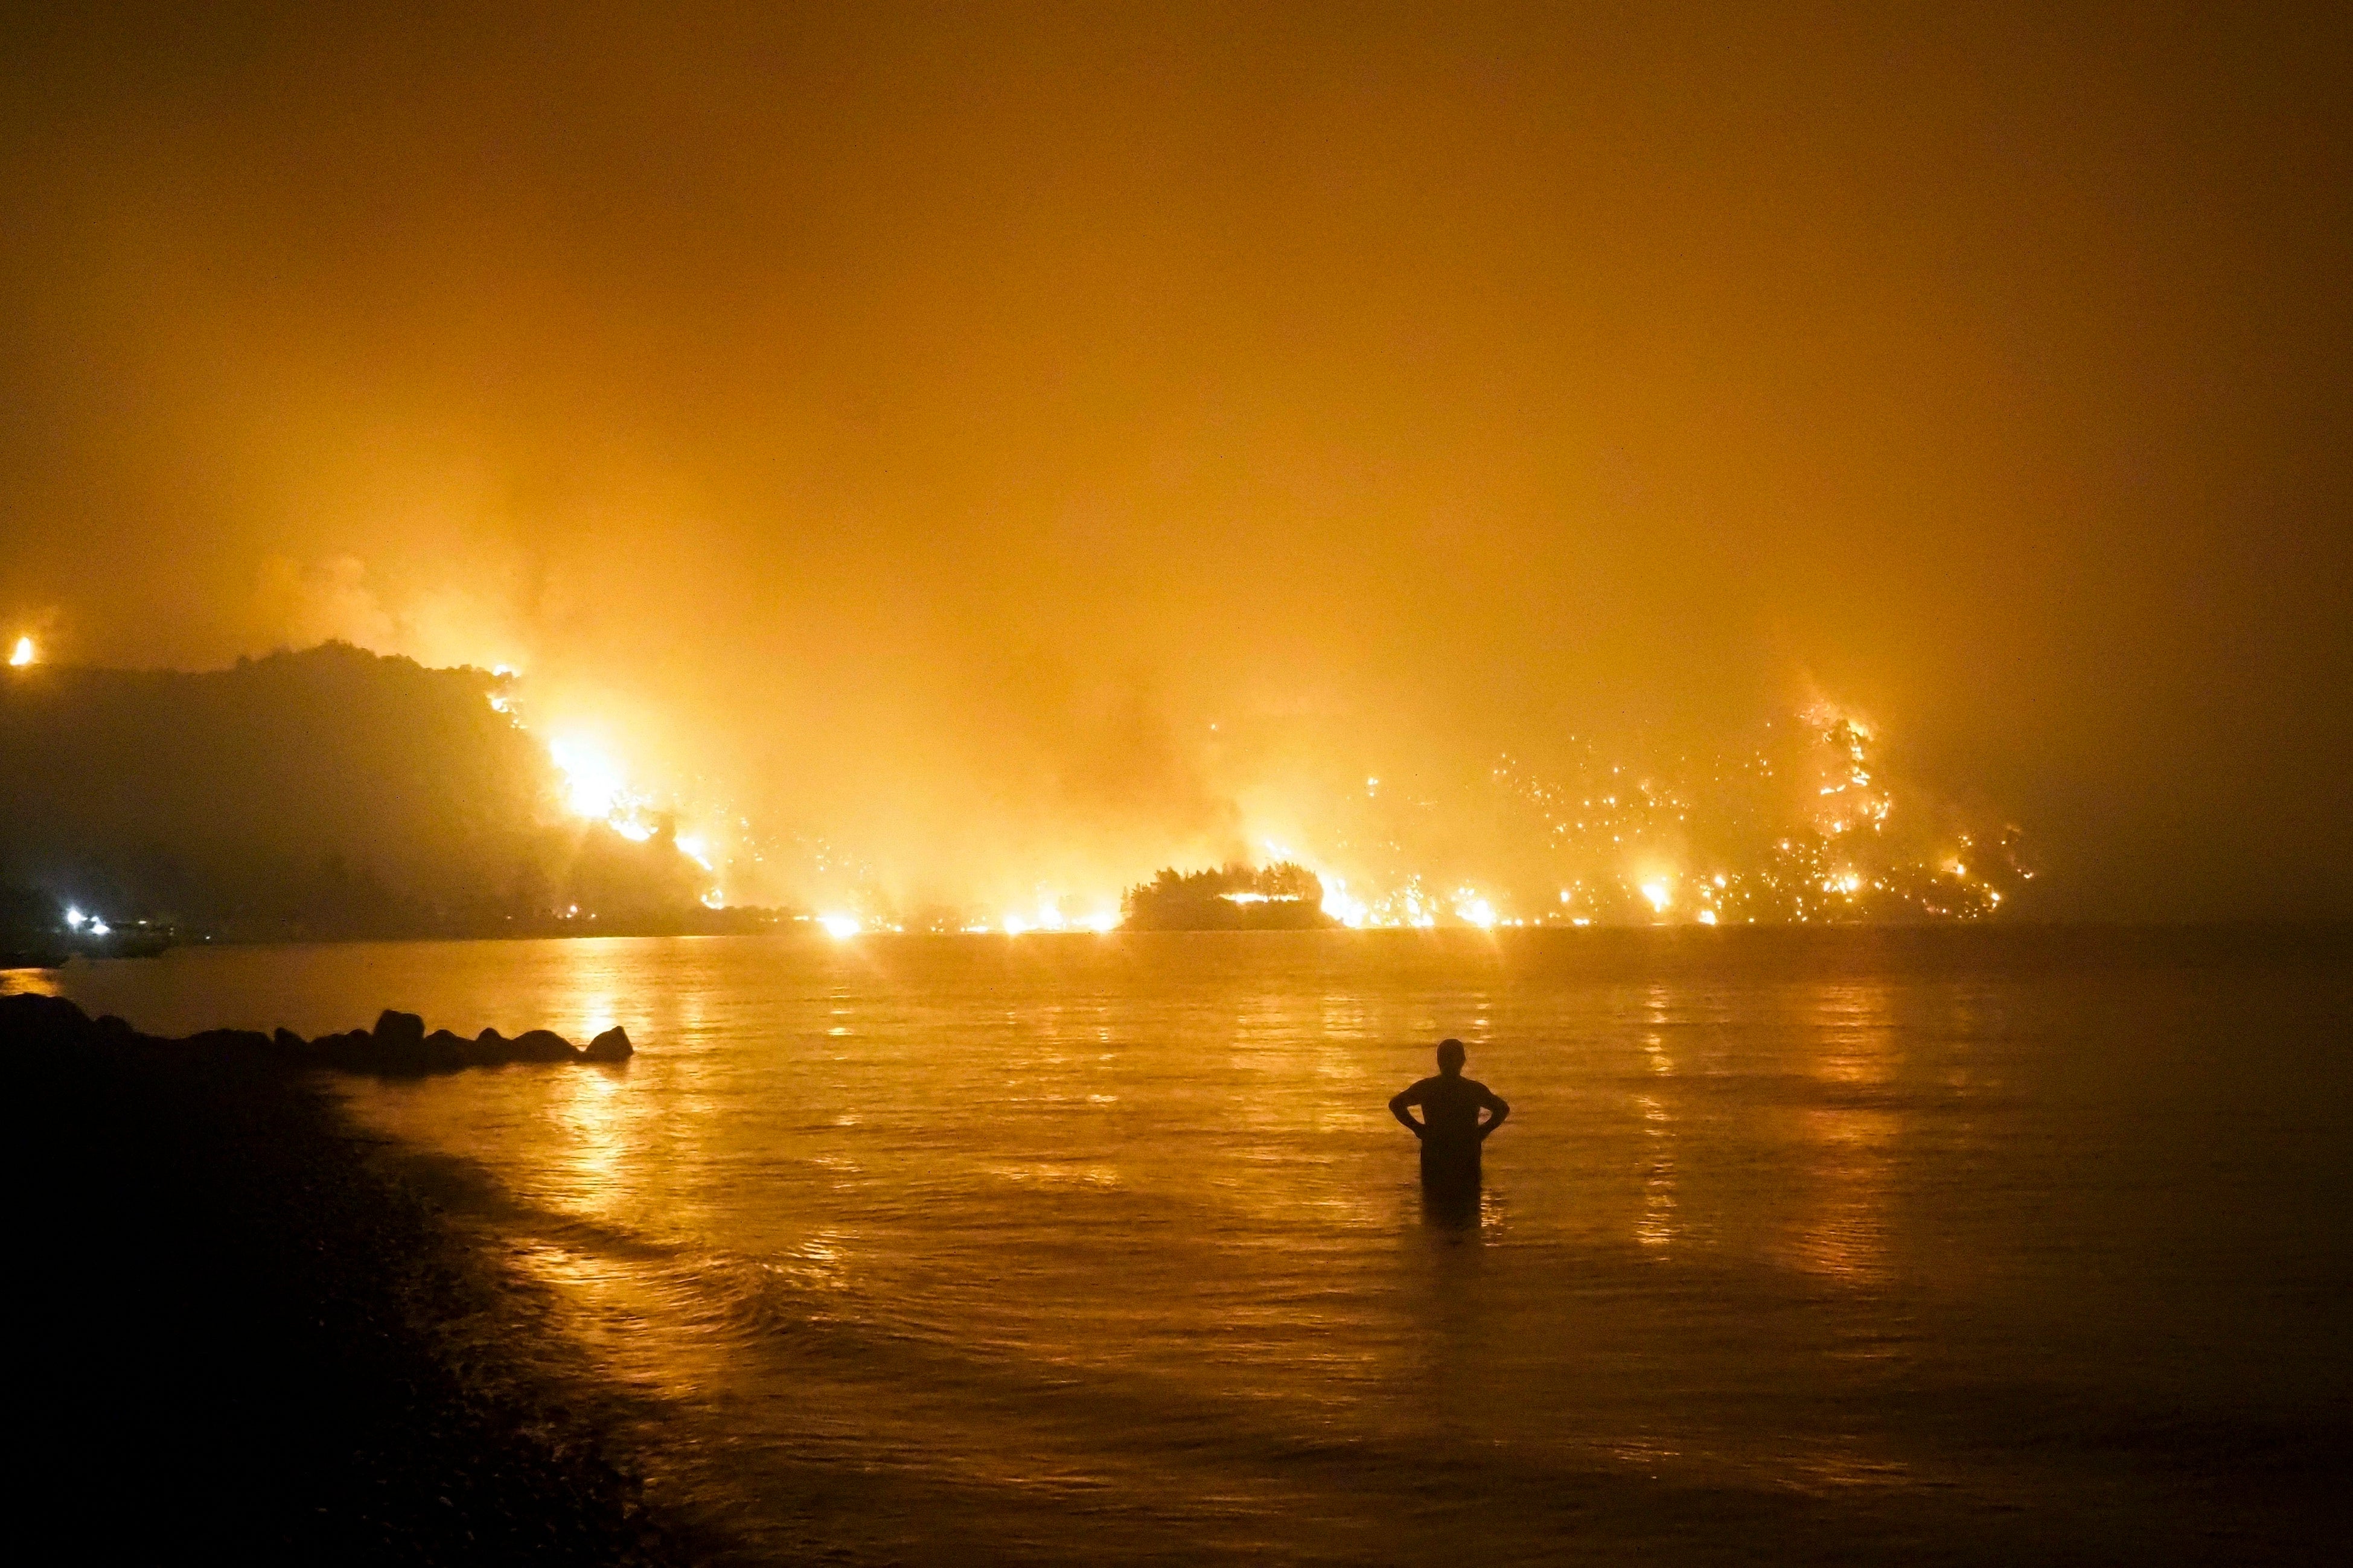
[1390,1038,1509,1200]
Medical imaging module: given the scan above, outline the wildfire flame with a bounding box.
[7,636,33,667]
[481,671,2024,933]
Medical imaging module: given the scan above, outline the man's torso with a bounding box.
[1404,1074,1492,1150]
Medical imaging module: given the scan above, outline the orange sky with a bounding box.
[3,3,2348,916]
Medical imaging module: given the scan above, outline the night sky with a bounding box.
[4,4,2348,917]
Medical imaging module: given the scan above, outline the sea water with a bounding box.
[28,928,2351,1563]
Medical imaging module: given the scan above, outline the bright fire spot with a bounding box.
[1454,893,1498,928]
[818,913,861,939]
[548,737,628,819]
[1085,910,1119,933]
[701,890,726,910]
[1001,912,1031,935]
[1322,878,1369,927]
[7,636,33,667]
[1641,880,1672,913]
[676,834,714,870]
[1697,909,1719,925]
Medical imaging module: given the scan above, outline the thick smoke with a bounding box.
[2,6,2347,919]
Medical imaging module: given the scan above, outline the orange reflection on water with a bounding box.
[546,1063,634,1220]
[1781,981,1901,1286]
[1634,984,1681,1252]
[0,968,62,997]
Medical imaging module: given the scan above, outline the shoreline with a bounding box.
[11,995,706,1561]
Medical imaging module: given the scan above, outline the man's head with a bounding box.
[1436,1038,1466,1076]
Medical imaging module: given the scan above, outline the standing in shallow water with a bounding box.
[1389,1037,1510,1217]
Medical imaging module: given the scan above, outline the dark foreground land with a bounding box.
[8,992,695,1564]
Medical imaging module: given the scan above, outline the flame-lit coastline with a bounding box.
[1,643,2033,942]
[471,657,2029,935]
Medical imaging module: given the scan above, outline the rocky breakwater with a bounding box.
[304,1008,635,1074]
[1,993,633,1076]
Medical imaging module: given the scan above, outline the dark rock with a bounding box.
[581,1026,633,1063]
[186,1028,274,1055]
[509,1028,579,1062]
[313,1029,375,1067]
[371,1009,426,1052]
[420,1029,470,1072]
[362,1010,429,1074]
[1,995,617,1077]
[0,991,94,1048]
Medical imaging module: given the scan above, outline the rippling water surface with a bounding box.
[39,928,2352,1563]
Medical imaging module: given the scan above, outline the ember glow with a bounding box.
[546,736,633,824]
[473,671,741,909]
[7,636,31,667]
[693,691,2031,932]
[1132,702,2032,931]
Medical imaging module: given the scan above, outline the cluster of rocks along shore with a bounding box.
[1,992,631,1073]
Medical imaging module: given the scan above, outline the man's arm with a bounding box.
[1388,1085,1426,1138]
[1477,1086,1511,1141]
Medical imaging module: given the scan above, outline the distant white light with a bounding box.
[818,914,861,939]
[64,907,85,929]
[7,636,33,667]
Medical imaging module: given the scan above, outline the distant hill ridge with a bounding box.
[0,642,709,937]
